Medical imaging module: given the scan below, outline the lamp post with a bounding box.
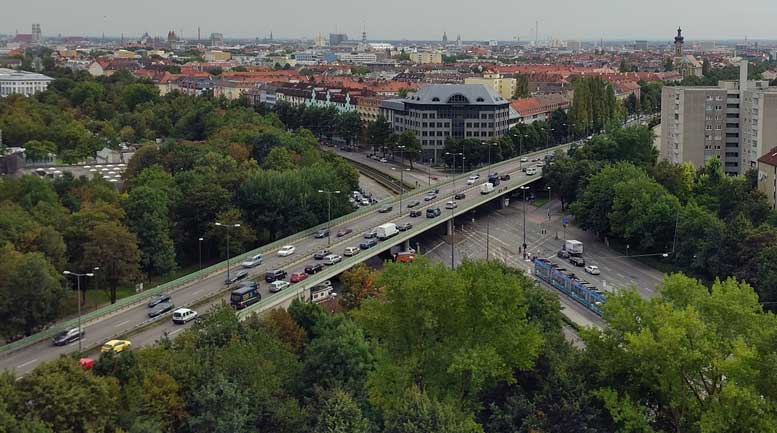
[215,222,240,283]
[198,237,204,272]
[518,134,528,168]
[391,167,410,215]
[93,267,100,302]
[546,186,552,221]
[445,152,464,193]
[520,186,529,259]
[483,141,498,260]
[63,270,94,353]
[318,190,340,246]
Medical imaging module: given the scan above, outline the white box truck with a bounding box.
[565,240,583,256]
[376,223,398,240]
[480,182,495,195]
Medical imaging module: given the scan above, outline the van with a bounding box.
[526,167,537,175]
[344,246,360,256]
[172,308,198,324]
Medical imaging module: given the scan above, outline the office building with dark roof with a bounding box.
[380,84,512,162]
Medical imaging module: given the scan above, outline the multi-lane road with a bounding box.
[1,145,566,376]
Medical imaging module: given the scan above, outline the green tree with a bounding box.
[512,74,529,99]
[263,146,297,171]
[397,130,421,168]
[24,139,57,161]
[366,115,393,151]
[124,185,177,275]
[312,388,370,433]
[81,221,142,304]
[205,208,256,260]
[383,386,483,433]
[338,111,362,147]
[187,373,253,433]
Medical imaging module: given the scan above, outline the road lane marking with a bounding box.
[17,358,38,369]
[114,320,130,328]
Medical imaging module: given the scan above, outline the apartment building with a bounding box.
[464,73,516,100]
[660,62,777,175]
[758,147,777,210]
[0,68,53,97]
[409,52,443,65]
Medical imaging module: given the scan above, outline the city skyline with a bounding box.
[3,0,777,42]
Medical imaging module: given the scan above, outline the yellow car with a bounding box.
[101,339,131,353]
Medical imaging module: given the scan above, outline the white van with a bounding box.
[526,167,537,175]
[172,308,198,324]
[344,246,360,256]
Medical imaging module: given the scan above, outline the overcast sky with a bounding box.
[3,0,775,41]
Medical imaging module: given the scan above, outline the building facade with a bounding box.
[409,52,443,65]
[758,147,777,210]
[0,68,53,97]
[464,73,517,100]
[380,84,511,162]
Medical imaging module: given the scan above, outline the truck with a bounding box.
[564,240,583,256]
[488,173,501,186]
[480,182,495,195]
[376,223,398,241]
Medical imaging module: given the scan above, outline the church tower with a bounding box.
[674,27,684,57]
[442,31,448,44]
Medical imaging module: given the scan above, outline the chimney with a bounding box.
[740,60,748,92]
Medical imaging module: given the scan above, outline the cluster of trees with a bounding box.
[567,76,622,136]
[4,258,777,432]
[545,125,777,306]
[271,101,363,146]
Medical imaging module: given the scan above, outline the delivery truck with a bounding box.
[376,223,398,241]
[480,182,495,195]
[564,240,583,256]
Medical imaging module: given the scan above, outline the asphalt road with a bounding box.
[1,146,565,377]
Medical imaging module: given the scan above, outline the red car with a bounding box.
[336,228,353,237]
[290,272,309,283]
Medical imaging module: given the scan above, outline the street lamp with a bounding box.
[391,167,410,215]
[520,186,530,259]
[63,270,94,353]
[445,152,464,193]
[198,237,204,271]
[215,222,241,283]
[546,186,552,222]
[318,190,341,246]
[518,134,528,168]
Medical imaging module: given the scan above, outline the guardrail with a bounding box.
[0,142,572,357]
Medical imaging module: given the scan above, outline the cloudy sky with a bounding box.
[3,0,775,41]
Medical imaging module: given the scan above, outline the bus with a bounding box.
[230,285,262,310]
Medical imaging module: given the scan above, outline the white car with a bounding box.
[466,175,479,185]
[172,308,198,324]
[277,245,296,257]
[520,157,529,162]
[269,280,290,293]
[445,201,458,209]
[585,265,601,275]
[241,253,262,268]
[323,254,342,265]
[380,158,388,163]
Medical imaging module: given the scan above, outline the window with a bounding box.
[432,97,440,102]
[476,97,485,102]
[447,94,469,104]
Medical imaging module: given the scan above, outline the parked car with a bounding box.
[101,339,131,353]
[584,265,600,275]
[52,327,84,346]
[323,254,342,265]
[378,205,393,213]
[569,256,586,267]
[344,246,361,256]
[148,301,175,318]
[314,229,329,239]
[313,249,332,260]
[241,253,263,268]
[148,293,171,308]
[290,272,309,283]
[336,228,353,237]
[265,269,287,282]
[445,201,458,209]
[277,245,296,257]
[557,250,570,259]
[360,198,370,206]
[407,200,421,208]
[409,210,422,217]
[454,192,466,200]
[225,270,249,285]
[269,280,290,293]
[397,222,413,231]
[363,229,377,239]
[424,193,437,201]
[360,238,378,250]
[172,308,198,324]
[426,208,442,218]
[305,263,324,274]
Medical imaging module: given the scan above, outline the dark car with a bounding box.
[148,293,171,308]
[407,200,421,208]
[500,174,511,181]
[336,228,353,237]
[305,263,324,274]
[378,205,393,213]
[397,222,413,231]
[557,250,570,259]
[363,229,377,239]
[409,210,422,217]
[313,249,332,260]
[426,208,442,218]
[52,327,84,346]
[314,228,329,239]
[569,256,586,267]
[238,280,258,290]
[225,270,249,285]
[454,192,466,200]
[360,238,378,250]
[265,269,288,282]
[148,301,175,318]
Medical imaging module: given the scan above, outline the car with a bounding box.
[323,254,342,265]
[305,263,323,274]
[536,161,545,167]
[520,157,529,162]
[378,205,393,213]
[525,167,537,175]
[363,229,377,239]
[407,200,421,208]
[101,339,131,353]
[238,280,258,290]
[466,175,479,185]
[424,193,437,201]
[277,245,296,257]
[352,190,361,198]
[585,265,600,275]
[409,210,422,217]
[290,272,309,283]
[426,208,442,218]
[344,246,361,256]
[314,229,329,239]
[360,198,370,206]
[265,269,288,282]
[241,253,263,268]
[148,301,175,318]
[379,158,388,163]
[313,249,332,260]
[360,238,378,250]
[336,228,353,237]
[557,250,570,259]
[269,280,290,293]
[445,201,458,209]
[148,293,171,308]
[569,256,586,267]
[397,222,413,231]
[172,308,198,324]
[500,174,511,181]
[225,270,249,285]
[52,327,84,346]
[454,192,466,200]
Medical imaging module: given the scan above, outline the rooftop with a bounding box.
[404,84,508,105]
[758,146,777,167]
[0,68,53,81]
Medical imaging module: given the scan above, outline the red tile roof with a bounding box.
[758,146,777,167]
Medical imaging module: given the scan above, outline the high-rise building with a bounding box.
[210,32,224,47]
[442,32,448,44]
[660,62,777,175]
[635,40,648,51]
[31,24,41,44]
[329,33,348,46]
[409,51,443,65]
